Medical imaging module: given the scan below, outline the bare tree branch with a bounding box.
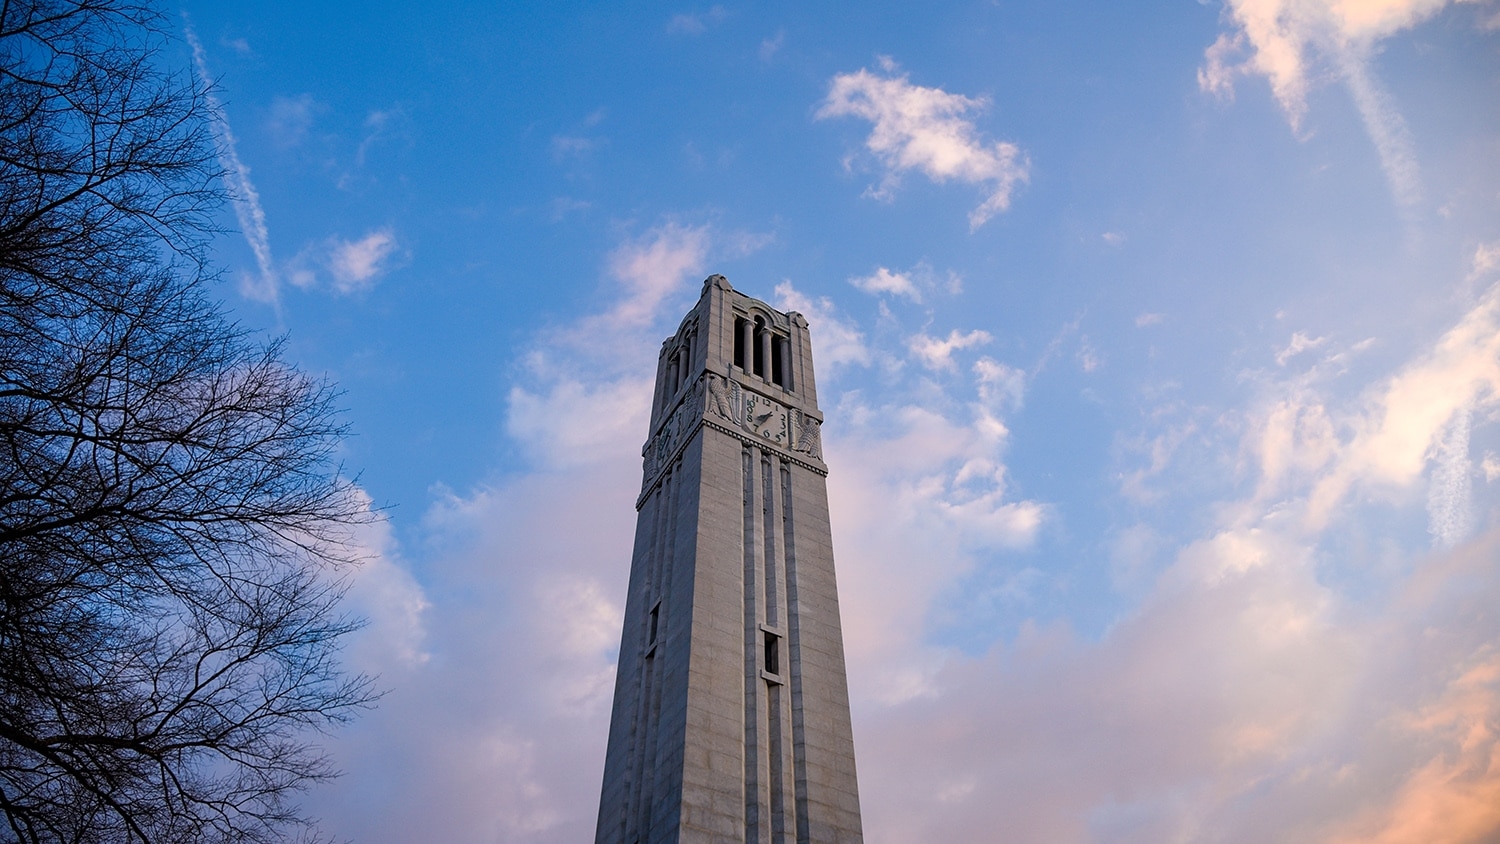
[0,3,376,842]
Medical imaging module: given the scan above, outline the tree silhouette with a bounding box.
[0,2,374,841]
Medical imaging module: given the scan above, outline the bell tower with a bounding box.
[595,275,863,843]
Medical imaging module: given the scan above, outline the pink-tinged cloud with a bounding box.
[1199,0,1472,206]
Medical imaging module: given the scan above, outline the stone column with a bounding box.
[740,320,754,373]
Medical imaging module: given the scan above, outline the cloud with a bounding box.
[829,378,1044,707]
[1276,330,1329,365]
[1299,282,1500,528]
[339,490,430,671]
[1472,241,1500,277]
[1198,0,1468,206]
[844,275,1500,841]
[1426,404,1474,548]
[1076,336,1101,372]
[354,107,406,169]
[666,6,727,35]
[285,229,401,295]
[603,222,711,325]
[850,266,922,301]
[759,30,785,61]
[329,229,399,292]
[548,196,592,221]
[1321,646,1500,843]
[308,466,635,844]
[551,135,602,162]
[774,281,871,370]
[509,219,768,472]
[909,328,993,371]
[817,63,1030,230]
[507,377,653,470]
[267,94,317,148]
[974,357,1026,412]
[854,524,1500,843]
[220,36,252,55]
[186,24,279,307]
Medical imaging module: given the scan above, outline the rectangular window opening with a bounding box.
[733,318,747,369]
[771,337,784,388]
[764,630,779,676]
[648,604,659,645]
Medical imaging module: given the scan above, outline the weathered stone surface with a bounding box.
[596,277,863,843]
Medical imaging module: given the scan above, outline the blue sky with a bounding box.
[178,2,1499,841]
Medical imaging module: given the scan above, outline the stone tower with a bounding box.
[595,275,863,843]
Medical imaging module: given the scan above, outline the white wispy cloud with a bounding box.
[1298,282,1500,529]
[974,357,1026,412]
[286,229,402,294]
[1485,451,1500,483]
[509,220,766,472]
[1275,330,1328,365]
[186,23,279,306]
[329,229,399,292]
[774,281,872,370]
[828,389,1042,706]
[604,221,711,325]
[909,328,993,371]
[221,36,252,56]
[666,5,727,35]
[548,197,592,221]
[354,107,404,168]
[850,266,922,301]
[1199,0,1467,206]
[340,488,431,671]
[507,377,653,470]
[1472,240,1500,277]
[1427,404,1474,548]
[551,135,602,162]
[267,93,317,148]
[759,30,785,61]
[817,61,1030,230]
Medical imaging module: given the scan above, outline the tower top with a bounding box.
[641,275,826,508]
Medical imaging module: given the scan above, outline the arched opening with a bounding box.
[733,317,748,369]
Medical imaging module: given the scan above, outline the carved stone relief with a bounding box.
[642,376,704,484]
[792,412,822,460]
[702,372,822,461]
[644,373,824,492]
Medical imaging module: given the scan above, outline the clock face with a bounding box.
[743,394,787,443]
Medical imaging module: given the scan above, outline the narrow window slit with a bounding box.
[734,317,748,369]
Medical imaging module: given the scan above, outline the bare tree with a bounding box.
[0,2,375,841]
